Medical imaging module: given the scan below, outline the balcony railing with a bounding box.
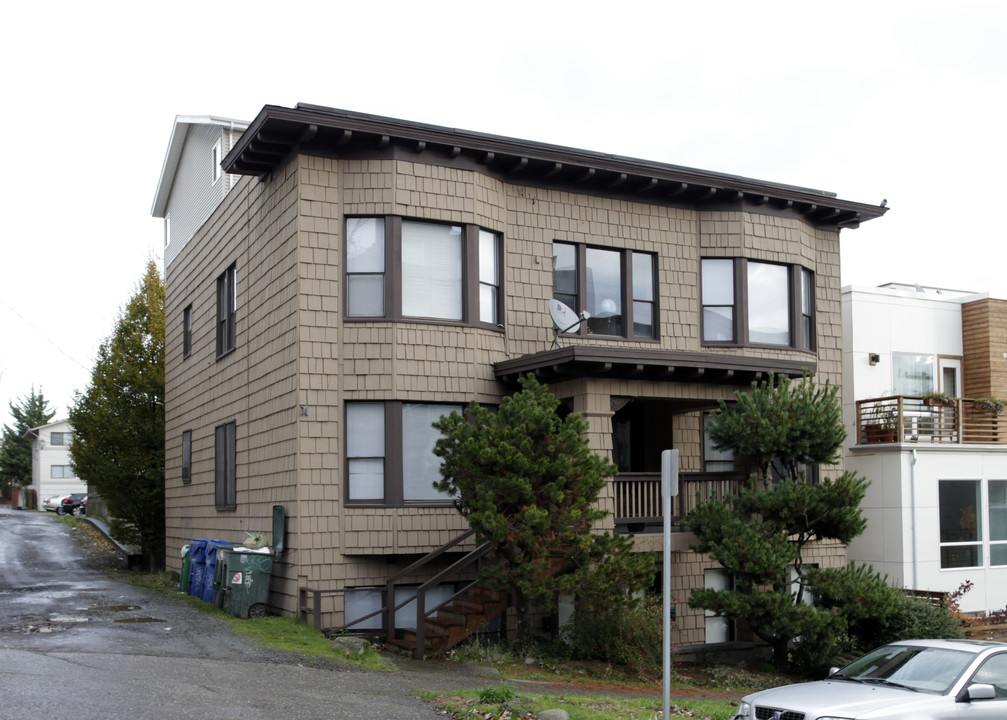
[855,395,1007,445]
[613,471,747,531]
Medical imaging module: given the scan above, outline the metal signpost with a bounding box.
[661,449,679,720]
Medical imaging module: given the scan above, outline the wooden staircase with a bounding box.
[388,584,510,657]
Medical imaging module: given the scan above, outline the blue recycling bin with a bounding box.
[200,540,233,602]
[186,539,208,597]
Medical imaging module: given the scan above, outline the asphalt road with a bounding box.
[0,507,498,720]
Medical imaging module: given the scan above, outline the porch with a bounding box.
[612,471,746,532]
[856,396,1007,445]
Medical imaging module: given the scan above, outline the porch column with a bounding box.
[569,388,617,528]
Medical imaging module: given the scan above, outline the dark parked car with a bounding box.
[732,639,1007,720]
[58,493,87,516]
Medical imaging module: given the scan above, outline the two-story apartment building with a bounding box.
[25,420,84,503]
[843,283,1007,615]
[155,103,886,647]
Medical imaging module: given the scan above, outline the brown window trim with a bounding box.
[552,240,658,341]
[700,257,815,352]
[344,215,504,329]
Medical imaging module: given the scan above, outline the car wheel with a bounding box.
[72,506,84,516]
[56,507,66,515]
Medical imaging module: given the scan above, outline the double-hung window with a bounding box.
[552,241,656,339]
[346,401,462,505]
[345,217,501,326]
[216,264,236,357]
[215,421,236,510]
[700,258,814,350]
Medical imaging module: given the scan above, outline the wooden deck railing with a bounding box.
[855,395,1007,445]
[612,471,747,530]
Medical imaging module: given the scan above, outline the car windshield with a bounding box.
[834,645,975,694]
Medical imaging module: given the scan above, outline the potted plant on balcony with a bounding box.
[924,391,956,407]
[864,400,899,444]
[974,397,1007,416]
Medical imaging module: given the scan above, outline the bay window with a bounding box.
[700,258,814,350]
[552,241,657,339]
[345,217,501,326]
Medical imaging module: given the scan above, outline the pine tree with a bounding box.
[69,261,165,567]
[686,373,870,670]
[433,375,655,640]
[0,387,56,494]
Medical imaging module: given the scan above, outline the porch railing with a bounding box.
[855,395,1007,445]
[612,471,747,530]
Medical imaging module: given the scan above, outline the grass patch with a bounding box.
[121,570,395,671]
[422,687,739,720]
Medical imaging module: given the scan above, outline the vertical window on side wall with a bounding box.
[989,480,1007,566]
[701,259,735,342]
[183,305,192,359]
[893,353,935,396]
[747,261,791,345]
[346,218,385,317]
[703,568,733,643]
[214,422,236,509]
[703,412,735,472]
[939,479,982,569]
[632,252,655,338]
[801,268,816,351]
[401,221,463,321]
[181,430,192,484]
[216,264,236,357]
[212,139,222,184]
[479,229,500,325]
[346,403,386,501]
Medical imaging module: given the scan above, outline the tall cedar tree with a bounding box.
[69,261,165,567]
[0,388,56,494]
[433,375,654,641]
[686,373,870,671]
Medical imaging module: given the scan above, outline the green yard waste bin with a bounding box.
[216,547,274,618]
[214,505,285,619]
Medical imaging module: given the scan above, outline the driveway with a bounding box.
[0,507,500,720]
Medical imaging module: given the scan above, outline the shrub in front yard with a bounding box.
[567,595,669,680]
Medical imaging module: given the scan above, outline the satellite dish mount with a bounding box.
[548,299,590,348]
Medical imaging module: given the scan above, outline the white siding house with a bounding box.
[843,283,1007,615]
[151,116,248,267]
[26,420,86,502]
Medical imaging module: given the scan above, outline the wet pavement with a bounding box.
[0,507,499,720]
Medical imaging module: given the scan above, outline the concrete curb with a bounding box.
[80,515,144,566]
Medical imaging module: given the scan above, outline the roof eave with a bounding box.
[222,104,888,228]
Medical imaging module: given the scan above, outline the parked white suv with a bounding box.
[733,639,1007,720]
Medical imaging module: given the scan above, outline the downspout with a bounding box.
[910,448,919,589]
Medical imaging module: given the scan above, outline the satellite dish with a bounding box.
[548,299,589,348]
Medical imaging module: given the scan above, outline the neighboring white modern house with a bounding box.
[151,115,249,267]
[25,420,86,502]
[842,282,1007,615]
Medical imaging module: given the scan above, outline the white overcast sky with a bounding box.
[1,0,1005,430]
